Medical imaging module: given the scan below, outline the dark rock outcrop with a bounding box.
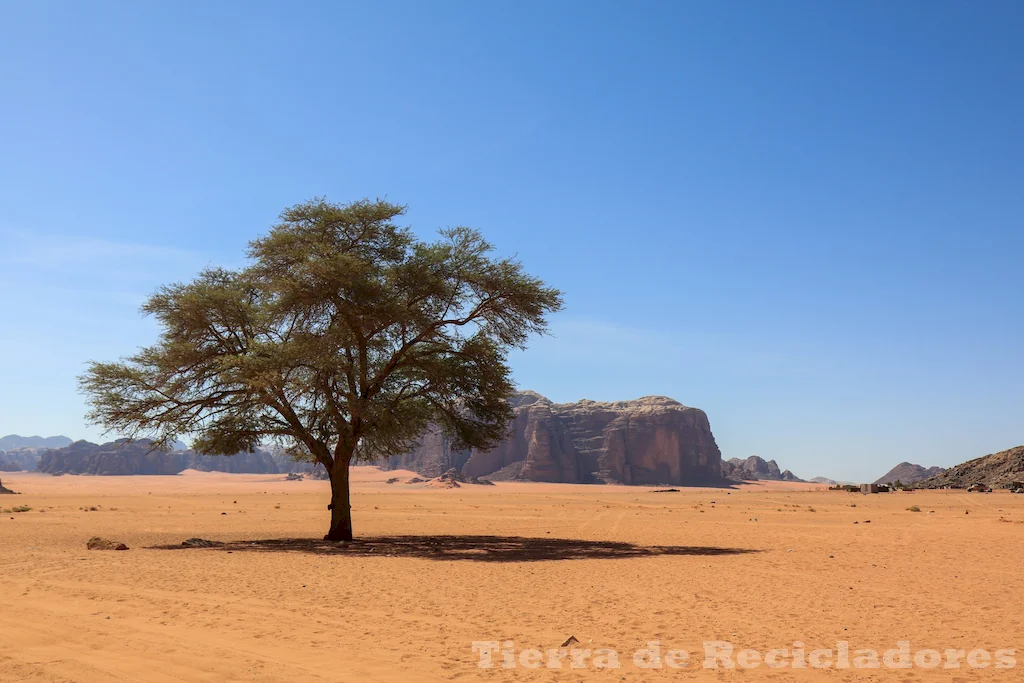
[428,469,464,488]
[918,445,1024,489]
[873,462,945,486]
[37,439,326,477]
[385,392,722,486]
[181,538,224,548]
[0,478,16,494]
[721,456,803,482]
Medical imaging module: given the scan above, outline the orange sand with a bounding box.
[0,468,1021,681]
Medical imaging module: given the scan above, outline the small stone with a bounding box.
[87,537,129,551]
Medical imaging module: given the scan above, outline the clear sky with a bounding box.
[1,1,1022,482]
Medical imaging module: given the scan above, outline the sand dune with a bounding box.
[1,468,1021,681]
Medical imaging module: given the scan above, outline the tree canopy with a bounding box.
[81,198,563,539]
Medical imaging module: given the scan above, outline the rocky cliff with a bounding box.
[917,445,1024,489]
[873,462,945,486]
[721,456,803,482]
[385,391,722,485]
[37,439,323,477]
[1,436,74,472]
[0,449,42,472]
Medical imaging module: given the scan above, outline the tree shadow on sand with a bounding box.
[148,535,759,563]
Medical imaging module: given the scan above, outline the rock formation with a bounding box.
[37,439,324,477]
[0,436,72,472]
[0,478,16,494]
[917,445,1024,489]
[39,440,183,475]
[873,462,945,486]
[0,448,43,472]
[721,456,803,482]
[384,391,722,486]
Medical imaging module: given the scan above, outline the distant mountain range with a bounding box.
[1,436,323,478]
[0,434,73,451]
[36,438,325,477]
[874,462,945,486]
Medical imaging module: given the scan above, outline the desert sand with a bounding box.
[1,468,1021,682]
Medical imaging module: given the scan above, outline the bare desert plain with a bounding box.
[1,468,1022,682]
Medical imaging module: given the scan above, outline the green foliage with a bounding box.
[80,198,563,474]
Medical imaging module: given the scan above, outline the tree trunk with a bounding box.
[325,456,353,542]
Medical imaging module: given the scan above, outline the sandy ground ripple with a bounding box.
[1,468,1021,682]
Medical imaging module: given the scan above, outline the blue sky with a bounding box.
[1,1,1022,482]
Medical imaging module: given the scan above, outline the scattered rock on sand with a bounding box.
[386,477,401,484]
[561,636,579,647]
[428,477,461,489]
[439,468,468,483]
[426,469,495,488]
[285,472,304,481]
[405,477,425,484]
[87,537,129,551]
[428,469,469,488]
[181,538,225,548]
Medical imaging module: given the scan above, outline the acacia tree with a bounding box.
[80,199,562,541]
